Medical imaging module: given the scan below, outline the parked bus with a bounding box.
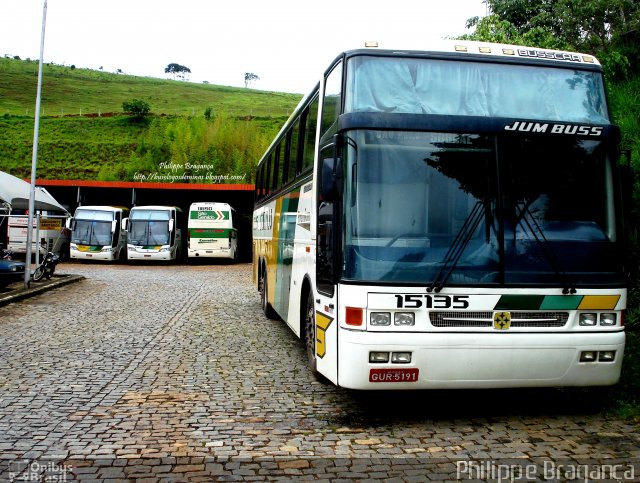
[187,202,239,261]
[67,206,128,261]
[252,41,627,390]
[125,206,184,261]
[7,210,70,259]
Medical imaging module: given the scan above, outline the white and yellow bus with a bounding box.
[253,41,627,390]
[187,202,238,261]
[7,211,70,259]
[125,205,184,261]
[67,206,128,261]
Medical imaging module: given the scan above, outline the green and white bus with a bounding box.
[187,202,238,261]
[253,41,627,390]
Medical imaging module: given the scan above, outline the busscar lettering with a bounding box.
[394,294,469,309]
[517,49,582,63]
[504,121,604,137]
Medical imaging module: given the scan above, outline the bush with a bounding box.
[122,98,151,117]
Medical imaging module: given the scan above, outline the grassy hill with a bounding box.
[0,57,301,182]
[0,57,300,117]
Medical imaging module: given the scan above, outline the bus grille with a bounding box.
[429,311,569,328]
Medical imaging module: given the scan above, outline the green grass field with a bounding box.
[0,57,300,118]
[0,57,300,182]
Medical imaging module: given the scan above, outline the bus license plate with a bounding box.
[369,368,419,383]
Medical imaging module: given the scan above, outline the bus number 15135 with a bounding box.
[394,294,470,309]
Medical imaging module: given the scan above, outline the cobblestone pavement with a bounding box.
[0,263,638,482]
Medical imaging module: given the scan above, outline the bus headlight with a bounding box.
[391,352,412,363]
[600,313,617,326]
[579,313,597,326]
[369,352,390,363]
[370,312,391,326]
[394,312,415,326]
[579,351,597,362]
[598,351,616,362]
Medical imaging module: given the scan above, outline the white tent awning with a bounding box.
[0,171,68,214]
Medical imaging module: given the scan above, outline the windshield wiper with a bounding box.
[515,201,576,294]
[428,200,486,293]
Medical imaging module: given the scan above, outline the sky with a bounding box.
[0,0,488,94]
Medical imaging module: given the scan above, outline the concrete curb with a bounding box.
[0,274,85,307]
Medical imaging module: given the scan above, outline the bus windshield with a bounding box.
[345,56,609,123]
[72,220,113,246]
[72,210,114,246]
[129,210,170,246]
[342,129,621,287]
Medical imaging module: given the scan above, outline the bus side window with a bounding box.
[265,153,273,197]
[320,61,342,145]
[259,163,267,200]
[255,164,262,201]
[287,120,301,182]
[273,143,284,191]
[302,96,319,173]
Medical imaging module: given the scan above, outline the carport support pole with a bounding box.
[24,0,48,288]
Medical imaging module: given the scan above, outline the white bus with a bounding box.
[187,202,239,261]
[7,211,70,259]
[125,206,184,261]
[67,206,129,261]
[253,41,627,390]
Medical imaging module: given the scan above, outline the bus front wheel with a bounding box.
[304,291,318,374]
[260,267,277,319]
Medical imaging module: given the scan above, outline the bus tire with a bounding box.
[302,290,330,383]
[304,291,318,374]
[260,267,277,319]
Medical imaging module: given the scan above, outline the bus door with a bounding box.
[314,145,342,384]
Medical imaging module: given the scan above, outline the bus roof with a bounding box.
[189,202,235,210]
[76,205,129,212]
[131,205,183,212]
[341,40,601,67]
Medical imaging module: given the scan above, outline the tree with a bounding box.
[165,63,191,80]
[467,0,639,53]
[122,99,151,117]
[244,72,259,88]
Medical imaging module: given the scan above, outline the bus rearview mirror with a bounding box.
[321,156,343,202]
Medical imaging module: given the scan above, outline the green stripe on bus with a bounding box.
[190,210,229,220]
[539,295,583,310]
[494,295,545,310]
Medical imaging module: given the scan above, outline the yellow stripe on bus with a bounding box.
[577,295,620,310]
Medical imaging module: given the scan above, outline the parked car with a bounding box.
[0,259,26,288]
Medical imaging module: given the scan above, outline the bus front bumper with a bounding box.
[188,248,232,259]
[70,247,115,261]
[127,248,172,261]
[336,330,625,390]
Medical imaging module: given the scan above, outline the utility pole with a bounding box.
[24,0,48,288]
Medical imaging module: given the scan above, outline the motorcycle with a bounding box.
[0,246,13,260]
[32,251,60,282]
